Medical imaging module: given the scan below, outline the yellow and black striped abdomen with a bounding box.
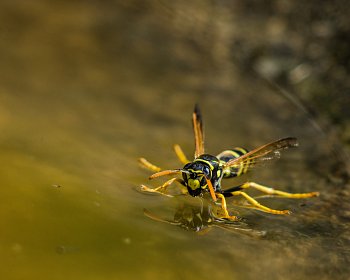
[217,148,250,178]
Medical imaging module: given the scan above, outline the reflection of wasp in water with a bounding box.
[139,105,319,221]
[144,197,265,236]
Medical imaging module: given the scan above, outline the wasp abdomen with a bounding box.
[217,148,250,178]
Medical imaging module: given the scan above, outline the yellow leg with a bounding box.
[216,193,239,221]
[138,157,162,172]
[231,191,291,215]
[140,177,186,197]
[240,182,320,198]
[174,144,190,164]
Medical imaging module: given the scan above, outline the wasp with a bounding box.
[139,105,319,220]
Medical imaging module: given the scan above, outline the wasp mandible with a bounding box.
[139,105,319,220]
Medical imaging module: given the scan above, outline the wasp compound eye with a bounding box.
[203,166,210,177]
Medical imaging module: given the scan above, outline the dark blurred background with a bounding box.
[1,0,349,156]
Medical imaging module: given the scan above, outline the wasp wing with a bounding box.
[193,104,205,158]
[223,137,298,170]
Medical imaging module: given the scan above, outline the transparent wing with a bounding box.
[224,137,298,170]
[193,104,205,158]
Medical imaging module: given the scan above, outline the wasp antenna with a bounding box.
[180,169,191,175]
[149,169,182,180]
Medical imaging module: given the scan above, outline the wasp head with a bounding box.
[182,155,219,197]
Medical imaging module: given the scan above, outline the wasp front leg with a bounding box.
[139,144,190,173]
[140,178,187,197]
[138,157,162,172]
[173,144,190,164]
[215,193,239,221]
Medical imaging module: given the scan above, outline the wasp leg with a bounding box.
[216,193,239,221]
[227,191,291,215]
[138,157,162,172]
[174,144,190,164]
[140,178,186,197]
[237,182,320,198]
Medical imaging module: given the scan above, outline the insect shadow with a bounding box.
[143,195,266,237]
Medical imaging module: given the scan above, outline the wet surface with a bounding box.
[1,1,350,279]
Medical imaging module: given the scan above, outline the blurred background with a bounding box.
[0,1,349,279]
